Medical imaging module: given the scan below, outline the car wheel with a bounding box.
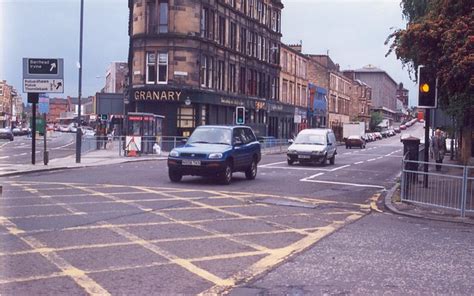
[287,159,294,165]
[345,145,348,149]
[245,159,257,180]
[321,155,327,166]
[220,162,233,185]
[168,170,182,183]
[329,155,335,165]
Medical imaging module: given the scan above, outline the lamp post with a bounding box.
[76,0,84,163]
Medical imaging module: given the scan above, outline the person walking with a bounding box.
[430,128,446,171]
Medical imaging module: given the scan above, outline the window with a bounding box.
[146,52,156,84]
[230,22,237,50]
[147,1,157,33]
[159,0,168,33]
[157,53,168,84]
[240,27,247,53]
[228,64,236,93]
[200,55,207,87]
[282,80,288,103]
[217,60,225,90]
[177,106,195,129]
[257,35,261,60]
[201,8,215,39]
[239,67,246,94]
[218,16,226,45]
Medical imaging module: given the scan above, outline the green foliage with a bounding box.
[370,112,383,131]
[386,0,473,124]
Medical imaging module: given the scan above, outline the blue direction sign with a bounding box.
[38,95,50,114]
[23,58,64,94]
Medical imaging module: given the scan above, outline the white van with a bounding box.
[287,129,337,165]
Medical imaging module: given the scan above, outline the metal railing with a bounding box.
[80,135,292,156]
[401,155,474,217]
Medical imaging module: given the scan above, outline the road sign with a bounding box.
[23,79,64,93]
[28,59,58,75]
[23,58,64,93]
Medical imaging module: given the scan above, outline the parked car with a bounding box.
[167,125,261,185]
[374,132,383,140]
[400,125,407,130]
[287,128,337,166]
[12,127,22,136]
[346,135,366,149]
[394,127,401,133]
[0,128,14,141]
[80,126,95,136]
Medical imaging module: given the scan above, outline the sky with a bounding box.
[0,0,417,106]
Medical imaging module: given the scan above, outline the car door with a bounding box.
[328,132,337,157]
[232,128,247,170]
[244,128,260,163]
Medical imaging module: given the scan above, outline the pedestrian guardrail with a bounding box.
[401,155,474,217]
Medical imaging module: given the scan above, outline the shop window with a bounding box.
[177,106,195,129]
[157,53,168,84]
[146,52,156,84]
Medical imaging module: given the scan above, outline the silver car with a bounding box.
[287,129,337,166]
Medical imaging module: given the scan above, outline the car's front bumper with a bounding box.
[168,158,227,176]
[287,153,326,162]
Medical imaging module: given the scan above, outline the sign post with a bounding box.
[23,58,64,165]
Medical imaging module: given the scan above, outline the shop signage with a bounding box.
[255,101,266,110]
[134,90,182,102]
[220,97,244,106]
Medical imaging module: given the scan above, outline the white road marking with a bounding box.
[354,161,364,165]
[299,172,325,182]
[376,157,383,160]
[367,159,376,162]
[300,179,386,189]
[330,164,351,172]
[0,156,9,159]
[259,161,287,167]
[260,166,334,172]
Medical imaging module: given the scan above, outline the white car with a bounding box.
[287,128,337,166]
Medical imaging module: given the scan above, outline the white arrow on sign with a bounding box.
[50,63,57,72]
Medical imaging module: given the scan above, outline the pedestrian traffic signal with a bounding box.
[100,114,108,121]
[236,106,245,125]
[418,66,437,108]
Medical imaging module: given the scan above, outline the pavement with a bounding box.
[0,148,168,177]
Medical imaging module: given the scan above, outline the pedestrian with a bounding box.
[430,128,446,171]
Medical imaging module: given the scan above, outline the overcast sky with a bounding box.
[0,0,417,106]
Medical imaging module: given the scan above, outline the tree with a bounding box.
[370,112,383,132]
[386,0,473,162]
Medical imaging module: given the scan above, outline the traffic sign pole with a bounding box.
[76,0,84,164]
[28,93,39,165]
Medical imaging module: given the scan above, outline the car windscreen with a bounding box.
[294,133,326,145]
[188,128,232,145]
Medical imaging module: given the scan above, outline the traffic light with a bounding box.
[418,66,437,108]
[100,114,108,121]
[236,106,245,125]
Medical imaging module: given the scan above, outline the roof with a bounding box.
[353,65,398,86]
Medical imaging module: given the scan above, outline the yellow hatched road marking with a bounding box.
[199,213,365,295]
[0,216,110,295]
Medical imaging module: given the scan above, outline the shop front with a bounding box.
[130,87,291,138]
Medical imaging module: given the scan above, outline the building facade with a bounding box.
[279,44,308,137]
[346,65,398,122]
[307,55,352,140]
[396,82,409,109]
[128,0,285,137]
[48,98,69,123]
[105,62,129,93]
[0,81,12,127]
[349,79,372,129]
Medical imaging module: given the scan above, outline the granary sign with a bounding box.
[134,90,183,102]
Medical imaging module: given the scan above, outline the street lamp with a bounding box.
[76,0,84,163]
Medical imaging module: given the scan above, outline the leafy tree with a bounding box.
[385,0,473,122]
[370,112,383,131]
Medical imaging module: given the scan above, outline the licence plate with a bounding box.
[298,155,310,159]
[182,160,201,166]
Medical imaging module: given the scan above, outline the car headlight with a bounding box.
[208,153,223,159]
[169,150,179,157]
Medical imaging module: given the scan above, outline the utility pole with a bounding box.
[76,0,84,163]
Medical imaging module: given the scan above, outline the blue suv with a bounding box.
[167,126,261,185]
